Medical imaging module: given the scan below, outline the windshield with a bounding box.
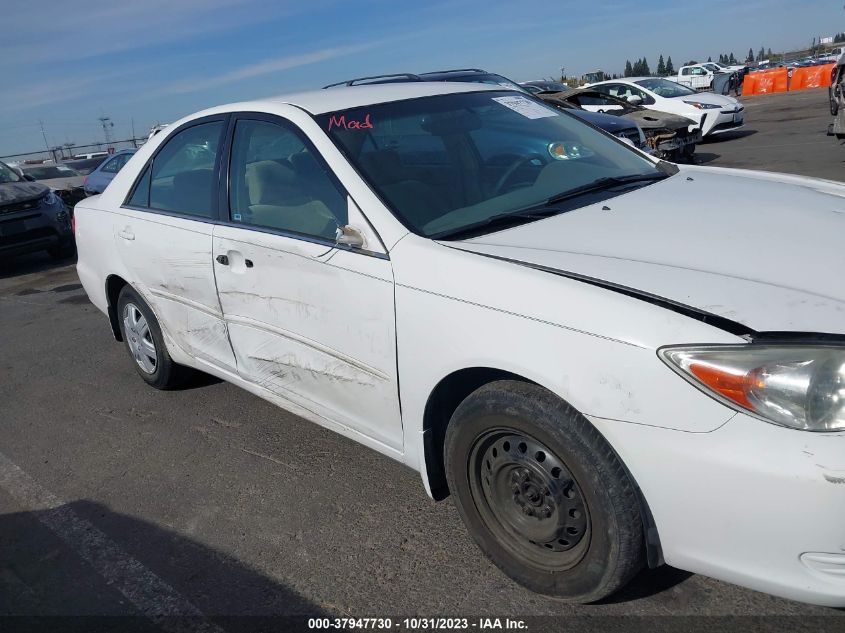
[703,63,720,72]
[22,165,81,180]
[634,78,696,97]
[0,161,21,183]
[318,91,662,239]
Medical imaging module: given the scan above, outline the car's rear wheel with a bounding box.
[444,380,644,602]
[117,285,188,389]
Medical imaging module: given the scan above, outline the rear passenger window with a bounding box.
[138,121,223,218]
[228,119,346,241]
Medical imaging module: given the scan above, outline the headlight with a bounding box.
[683,101,721,109]
[43,191,59,206]
[659,345,845,431]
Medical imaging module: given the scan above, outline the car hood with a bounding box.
[670,91,738,108]
[0,181,49,205]
[567,109,638,133]
[33,176,86,190]
[620,109,696,131]
[451,166,845,334]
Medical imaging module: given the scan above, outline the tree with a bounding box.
[746,48,755,63]
[729,52,737,64]
[719,53,726,64]
[757,46,765,61]
[665,56,675,75]
[624,60,633,77]
[707,55,712,62]
[767,47,773,57]
[641,57,651,75]
[656,54,666,76]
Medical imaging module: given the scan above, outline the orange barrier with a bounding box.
[790,63,836,90]
[741,73,758,95]
[743,67,789,95]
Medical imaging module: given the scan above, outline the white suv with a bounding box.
[75,82,845,606]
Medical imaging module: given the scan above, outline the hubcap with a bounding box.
[469,429,590,570]
[122,303,157,374]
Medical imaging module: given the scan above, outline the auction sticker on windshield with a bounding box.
[492,96,558,119]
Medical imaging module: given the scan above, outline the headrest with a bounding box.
[245,160,296,185]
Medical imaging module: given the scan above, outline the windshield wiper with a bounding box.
[545,172,667,206]
[433,172,670,241]
[432,206,566,241]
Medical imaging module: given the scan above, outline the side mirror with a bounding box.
[335,225,365,249]
[23,174,36,182]
[627,95,643,105]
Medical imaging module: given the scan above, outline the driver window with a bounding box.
[228,119,347,241]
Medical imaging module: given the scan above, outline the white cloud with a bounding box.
[156,42,379,95]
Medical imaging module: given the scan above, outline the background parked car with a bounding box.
[543,87,701,161]
[19,163,87,207]
[520,80,570,93]
[0,159,74,260]
[585,77,744,137]
[83,149,137,195]
[64,155,109,176]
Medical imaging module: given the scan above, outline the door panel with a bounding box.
[213,226,402,450]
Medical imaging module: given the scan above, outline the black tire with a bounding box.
[117,285,189,389]
[444,380,644,602]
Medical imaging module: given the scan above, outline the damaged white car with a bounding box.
[75,83,845,606]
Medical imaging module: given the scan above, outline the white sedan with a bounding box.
[585,77,744,137]
[75,82,845,606]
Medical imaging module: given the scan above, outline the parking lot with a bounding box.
[1,88,843,631]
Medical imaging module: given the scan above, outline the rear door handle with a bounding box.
[118,228,135,241]
[216,254,229,265]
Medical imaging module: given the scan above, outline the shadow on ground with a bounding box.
[700,129,758,144]
[0,250,76,281]
[692,152,720,165]
[595,565,693,605]
[0,500,326,630]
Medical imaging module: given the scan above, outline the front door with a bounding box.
[213,116,402,451]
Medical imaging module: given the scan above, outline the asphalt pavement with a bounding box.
[1,89,844,632]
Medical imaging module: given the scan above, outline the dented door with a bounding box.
[212,226,402,451]
[114,210,238,373]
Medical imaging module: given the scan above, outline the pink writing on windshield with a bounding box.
[327,114,373,130]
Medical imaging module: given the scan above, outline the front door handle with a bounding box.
[216,254,229,265]
[118,228,135,241]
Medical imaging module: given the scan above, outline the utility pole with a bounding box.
[39,119,50,156]
[98,115,115,151]
[131,117,137,147]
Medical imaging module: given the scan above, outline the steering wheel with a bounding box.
[493,153,547,195]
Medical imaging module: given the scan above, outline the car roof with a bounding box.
[202,82,505,118]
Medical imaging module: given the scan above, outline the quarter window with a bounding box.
[228,119,346,241]
[130,121,223,218]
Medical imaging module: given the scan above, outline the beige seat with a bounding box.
[243,160,337,239]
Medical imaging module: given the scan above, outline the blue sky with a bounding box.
[1,0,841,156]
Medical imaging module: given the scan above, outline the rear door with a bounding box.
[116,116,237,372]
[212,114,402,451]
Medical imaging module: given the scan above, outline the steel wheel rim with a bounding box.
[468,427,591,571]
[122,302,157,374]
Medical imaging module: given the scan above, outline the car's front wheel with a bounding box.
[117,285,188,389]
[444,381,644,602]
